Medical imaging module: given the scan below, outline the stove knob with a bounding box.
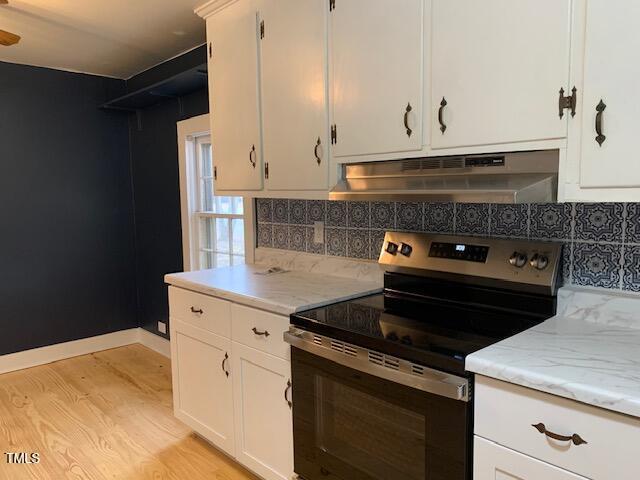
[385,241,399,255]
[530,253,549,270]
[509,251,528,268]
[400,243,413,257]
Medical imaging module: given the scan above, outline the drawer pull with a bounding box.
[221,352,229,378]
[532,423,587,446]
[284,379,292,409]
[252,327,270,337]
[190,307,203,314]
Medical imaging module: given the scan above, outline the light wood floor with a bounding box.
[0,344,258,480]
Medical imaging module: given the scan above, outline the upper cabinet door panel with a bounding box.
[260,0,328,191]
[330,0,424,157]
[579,1,640,188]
[431,0,571,149]
[207,0,263,191]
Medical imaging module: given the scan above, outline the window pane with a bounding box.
[202,179,214,211]
[231,255,245,266]
[214,254,231,268]
[215,218,230,253]
[201,143,212,177]
[232,197,244,215]
[200,217,214,250]
[232,218,245,255]
[200,251,213,269]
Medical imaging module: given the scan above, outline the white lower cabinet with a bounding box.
[170,319,235,456]
[475,437,587,480]
[169,288,293,480]
[232,342,294,480]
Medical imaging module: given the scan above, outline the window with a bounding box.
[193,135,245,269]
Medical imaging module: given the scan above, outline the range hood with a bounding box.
[329,150,559,203]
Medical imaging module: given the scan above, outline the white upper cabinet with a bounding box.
[206,0,263,191]
[329,0,424,158]
[431,0,572,149]
[577,1,640,190]
[259,0,329,191]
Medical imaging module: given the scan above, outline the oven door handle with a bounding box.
[284,328,469,402]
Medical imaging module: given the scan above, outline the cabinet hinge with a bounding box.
[330,124,337,144]
[260,20,265,39]
[329,0,336,11]
[558,86,577,119]
[265,162,269,179]
[209,42,212,58]
[214,166,217,180]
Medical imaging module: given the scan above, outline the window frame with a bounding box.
[177,114,254,271]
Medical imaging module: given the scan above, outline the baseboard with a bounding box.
[137,328,171,358]
[0,327,171,375]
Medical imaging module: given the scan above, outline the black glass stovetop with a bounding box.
[290,282,555,376]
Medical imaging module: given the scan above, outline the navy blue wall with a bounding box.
[128,88,209,338]
[0,62,138,355]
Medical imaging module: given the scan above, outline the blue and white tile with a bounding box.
[455,204,489,236]
[289,200,307,225]
[572,242,622,289]
[347,229,370,259]
[347,201,370,229]
[257,223,273,248]
[273,199,289,224]
[623,245,640,292]
[396,202,423,231]
[307,200,326,224]
[288,225,306,252]
[626,203,640,244]
[256,198,273,223]
[370,202,396,230]
[423,203,454,233]
[273,224,288,249]
[370,230,386,260]
[491,204,529,238]
[327,201,347,227]
[574,203,624,243]
[326,228,347,257]
[305,227,326,255]
[561,242,572,286]
[530,203,572,240]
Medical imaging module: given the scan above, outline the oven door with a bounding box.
[285,329,472,480]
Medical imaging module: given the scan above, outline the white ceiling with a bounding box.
[0,0,206,79]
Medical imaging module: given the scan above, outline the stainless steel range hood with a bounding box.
[329,150,559,203]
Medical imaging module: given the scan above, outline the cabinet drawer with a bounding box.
[231,304,290,360]
[475,375,640,480]
[168,286,231,338]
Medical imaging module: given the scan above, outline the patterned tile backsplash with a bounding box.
[256,199,640,293]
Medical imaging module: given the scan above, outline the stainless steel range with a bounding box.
[285,232,562,480]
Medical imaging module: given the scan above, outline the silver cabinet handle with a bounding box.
[221,352,229,378]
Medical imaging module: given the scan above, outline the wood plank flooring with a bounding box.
[0,344,259,480]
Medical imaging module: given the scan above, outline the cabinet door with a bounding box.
[474,437,587,480]
[170,319,235,456]
[259,0,328,191]
[579,1,640,188]
[330,0,424,157]
[431,0,571,149]
[207,0,263,191]
[232,342,293,480]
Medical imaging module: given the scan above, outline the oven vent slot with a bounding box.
[368,352,400,371]
[411,364,425,376]
[343,344,358,357]
[312,335,323,347]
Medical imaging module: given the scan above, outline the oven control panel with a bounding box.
[429,242,489,263]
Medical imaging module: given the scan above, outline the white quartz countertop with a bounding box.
[165,264,382,316]
[467,298,640,418]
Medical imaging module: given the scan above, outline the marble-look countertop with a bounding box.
[467,287,640,418]
[165,263,382,316]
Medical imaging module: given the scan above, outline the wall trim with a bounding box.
[194,0,237,18]
[0,328,170,375]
